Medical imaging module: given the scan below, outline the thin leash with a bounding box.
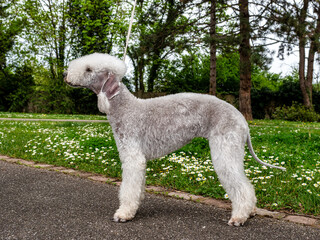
[123,0,137,61]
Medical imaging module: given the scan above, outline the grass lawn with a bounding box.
[0,113,319,216]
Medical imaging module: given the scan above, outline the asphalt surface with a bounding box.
[1,160,320,240]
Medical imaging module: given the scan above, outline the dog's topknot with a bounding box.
[68,53,127,78]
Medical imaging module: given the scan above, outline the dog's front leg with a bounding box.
[113,151,146,223]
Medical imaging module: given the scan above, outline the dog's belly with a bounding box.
[142,136,194,160]
[141,121,205,160]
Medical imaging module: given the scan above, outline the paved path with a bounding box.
[1,160,320,240]
[0,118,108,123]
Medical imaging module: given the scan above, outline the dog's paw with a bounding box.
[113,216,129,223]
[113,209,135,223]
[228,217,247,227]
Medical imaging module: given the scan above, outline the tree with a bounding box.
[7,65,35,112]
[0,0,24,71]
[156,53,210,94]
[24,0,68,82]
[239,0,253,120]
[156,52,242,95]
[216,52,240,93]
[271,0,320,108]
[13,0,127,114]
[206,0,272,119]
[296,0,312,108]
[128,0,206,93]
[0,0,27,111]
[66,0,125,114]
[21,0,72,113]
[68,0,123,56]
[207,0,233,96]
[209,0,217,95]
[305,1,320,108]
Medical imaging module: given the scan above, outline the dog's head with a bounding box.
[64,53,126,99]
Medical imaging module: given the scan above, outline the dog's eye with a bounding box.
[86,67,92,72]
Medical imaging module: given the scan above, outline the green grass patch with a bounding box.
[0,116,319,216]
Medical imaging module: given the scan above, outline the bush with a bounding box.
[251,87,276,119]
[0,65,35,112]
[272,102,320,122]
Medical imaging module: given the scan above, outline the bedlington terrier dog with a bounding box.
[64,53,285,226]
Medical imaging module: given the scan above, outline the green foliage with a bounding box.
[251,86,276,119]
[20,0,72,113]
[247,69,316,119]
[251,69,293,119]
[7,65,35,112]
[66,88,100,115]
[0,65,35,112]
[25,66,74,114]
[0,0,25,69]
[276,71,302,106]
[0,68,11,111]
[68,0,121,56]
[158,52,241,94]
[130,0,208,92]
[313,90,320,113]
[157,53,210,94]
[252,68,283,92]
[272,102,320,122]
[216,52,240,93]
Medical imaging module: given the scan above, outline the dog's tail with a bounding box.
[247,134,286,171]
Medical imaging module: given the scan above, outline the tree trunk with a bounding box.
[306,42,314,108]
[147,61,160,92]
[305,3,320,108]
[298,37,311,108]
[138,56,145,92]
[298,0,312,108]
[239,0,253,120]
[209,0,217,96]
[58,24,66,84]
[147,49,161,92]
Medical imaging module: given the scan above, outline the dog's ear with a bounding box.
[92,71,120,99]
[91,72,120,100]
[101,73,120,99]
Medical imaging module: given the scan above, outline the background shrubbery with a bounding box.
[272,102,320,122]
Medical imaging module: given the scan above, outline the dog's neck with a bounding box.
[106,83,138,116]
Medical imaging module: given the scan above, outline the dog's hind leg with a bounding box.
[209,134,256,226]
[113,149,146,223]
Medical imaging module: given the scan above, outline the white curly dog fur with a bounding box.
[64,53,285,226]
